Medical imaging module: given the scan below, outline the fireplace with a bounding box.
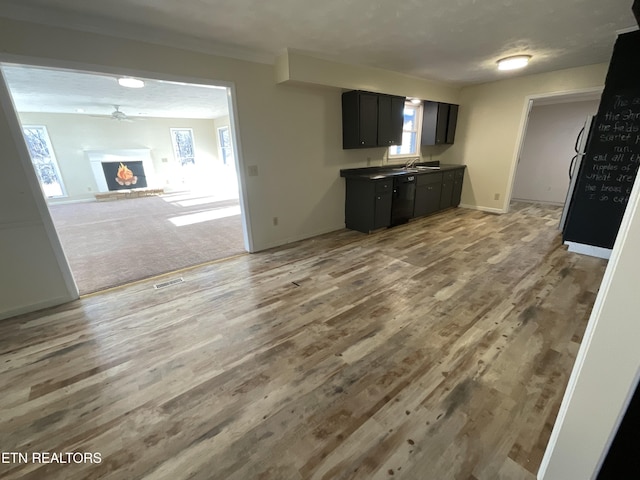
[101,161,148,191]
[87,149,155,193]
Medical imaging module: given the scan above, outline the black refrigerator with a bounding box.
[562,30,640,250]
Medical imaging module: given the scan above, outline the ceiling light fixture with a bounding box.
[497,55,531,71]
[117,77,145,88]
[410,98,422,105]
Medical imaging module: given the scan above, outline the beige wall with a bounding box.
[277,50,460,104]
[441,63,608,212]
[512,100,599,205]
[18,113,222,201]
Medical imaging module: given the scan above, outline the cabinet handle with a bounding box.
[377,196,381,200]
[361,141,365,145]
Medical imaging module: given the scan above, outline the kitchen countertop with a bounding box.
[340,163,465,180]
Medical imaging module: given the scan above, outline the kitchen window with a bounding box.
[389,102,422,158]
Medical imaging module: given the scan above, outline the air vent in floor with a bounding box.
[153,277,184,289]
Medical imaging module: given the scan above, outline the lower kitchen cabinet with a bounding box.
[342,166,465,233]
[414,173,443,217]
[439,169,465,209]
[452,169,464,207]
[344,178,393,233]
[440,171,456,209]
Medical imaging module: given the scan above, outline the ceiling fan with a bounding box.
[108,105,133,121]
[90,105,135,121]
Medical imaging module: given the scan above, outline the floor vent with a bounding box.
[154,277,184,289]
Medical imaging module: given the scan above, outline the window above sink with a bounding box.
[388,100,422,158]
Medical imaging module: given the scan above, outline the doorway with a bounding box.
[511,96,600,206]
[1,63,249,294]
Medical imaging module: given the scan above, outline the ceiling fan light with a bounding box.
[497,55,531,71]
[118,77,145,88]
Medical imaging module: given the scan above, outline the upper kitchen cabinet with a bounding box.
[421,101,459,145]
[342,90,405,149]
[377,94,405,147]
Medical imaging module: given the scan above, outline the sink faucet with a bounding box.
[404,157,419,168]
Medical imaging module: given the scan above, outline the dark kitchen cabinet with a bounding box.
[451,168,464,207]
[341,165,465,233]
[342,90,405,149]
[344,177,393,232]
[414,173,443,217]
[439,171,456,209]
[422,101,459,145]
[378,94,405,146]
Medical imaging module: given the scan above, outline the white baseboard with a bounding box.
[459,203,505,214]
[253,224,346,252]
[564,241,612,260]
[0,295,76,321]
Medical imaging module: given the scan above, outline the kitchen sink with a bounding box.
[391,166,441,173]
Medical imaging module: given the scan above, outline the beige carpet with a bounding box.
[48,193,245,294]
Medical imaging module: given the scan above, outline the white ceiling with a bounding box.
[0,0,636,86]
[1,64,230,119]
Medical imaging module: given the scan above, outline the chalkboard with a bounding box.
[563,31,640,249]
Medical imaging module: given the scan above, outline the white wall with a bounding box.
[18,113,222,201]
[512,100,599,205]
[538,154,640,479]
[441,64,608,212]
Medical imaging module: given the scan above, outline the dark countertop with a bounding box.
[340,162,465,180]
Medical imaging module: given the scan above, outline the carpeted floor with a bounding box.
[48,193,245,294]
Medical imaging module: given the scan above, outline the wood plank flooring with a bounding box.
[0,203,607,480]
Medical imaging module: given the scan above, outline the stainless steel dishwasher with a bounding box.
[391,175,416,226]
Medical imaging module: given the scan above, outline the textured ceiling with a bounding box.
[1,65,230,119]
[0,0,636,85]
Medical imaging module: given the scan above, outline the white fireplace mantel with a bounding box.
[86,149,156,193]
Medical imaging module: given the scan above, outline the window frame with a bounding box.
[21,124,67,198]
[170,127,196,166]
[217,125,234,165]
[388,101,423,159]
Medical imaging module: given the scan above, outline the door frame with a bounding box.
[0,54,255,301]
[504,86,604,211]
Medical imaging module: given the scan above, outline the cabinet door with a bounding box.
[451,169,464,206]
[414,173,443,217]
[378,95,405,146]
[421,101,439,145]
[389,96,405,145]
[377,95,392,146]
[446,104,459,144]
[435,103,449,145]
[440,171,455,209]
[424,182,443,215]
[359,92,379,147]
[373,192,392,229]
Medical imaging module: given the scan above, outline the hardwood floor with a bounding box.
[0,203,607,480]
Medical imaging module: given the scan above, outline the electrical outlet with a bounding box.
[273,217,278,226]
[248,165,259,177]
[494,193,500,200]
[161,157,168,163]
